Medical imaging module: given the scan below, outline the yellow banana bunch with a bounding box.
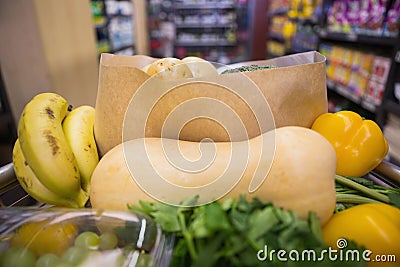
[62,105,98,192]
[13,92,99,208]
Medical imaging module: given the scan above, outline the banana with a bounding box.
[17,93,82,199]
[62,105,98,192]
[12,139,88,208]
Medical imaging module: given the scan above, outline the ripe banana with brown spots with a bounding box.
[16,92,89,207]
[12,139,87,207]
[62,105,98,192]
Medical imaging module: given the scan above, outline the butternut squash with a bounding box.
[90,126,336,225]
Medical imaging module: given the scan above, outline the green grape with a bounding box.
[1,247,36,267]
[35,253,60,267]
[74,231,100,249]
[61,246,89,264]
[99,232,119,250]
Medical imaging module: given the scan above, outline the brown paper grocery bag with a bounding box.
[94,51,328,156]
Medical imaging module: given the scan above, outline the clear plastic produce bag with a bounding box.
[0,207,174,267]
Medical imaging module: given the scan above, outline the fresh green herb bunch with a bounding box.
[221,64,277,74]
[131,196,366,267]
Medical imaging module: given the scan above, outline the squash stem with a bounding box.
[335,175,390,203]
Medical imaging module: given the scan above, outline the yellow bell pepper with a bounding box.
[322,203,400,267]
[311,110,388,177]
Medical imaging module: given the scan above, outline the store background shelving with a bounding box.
[147,0,175,58]
[147,0,266,64]
[266,0,321,58]
[173,0,242,63]
[316,0,400,122]
[91,0,136,56]
[318,34,398,118]
[91,0,267,63]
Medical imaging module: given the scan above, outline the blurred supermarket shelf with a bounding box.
[317,29,399,47]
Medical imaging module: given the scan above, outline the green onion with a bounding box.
[335,175,390,203]
[336,193,382,204]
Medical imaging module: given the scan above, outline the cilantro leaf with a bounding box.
[129,196,367,267]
